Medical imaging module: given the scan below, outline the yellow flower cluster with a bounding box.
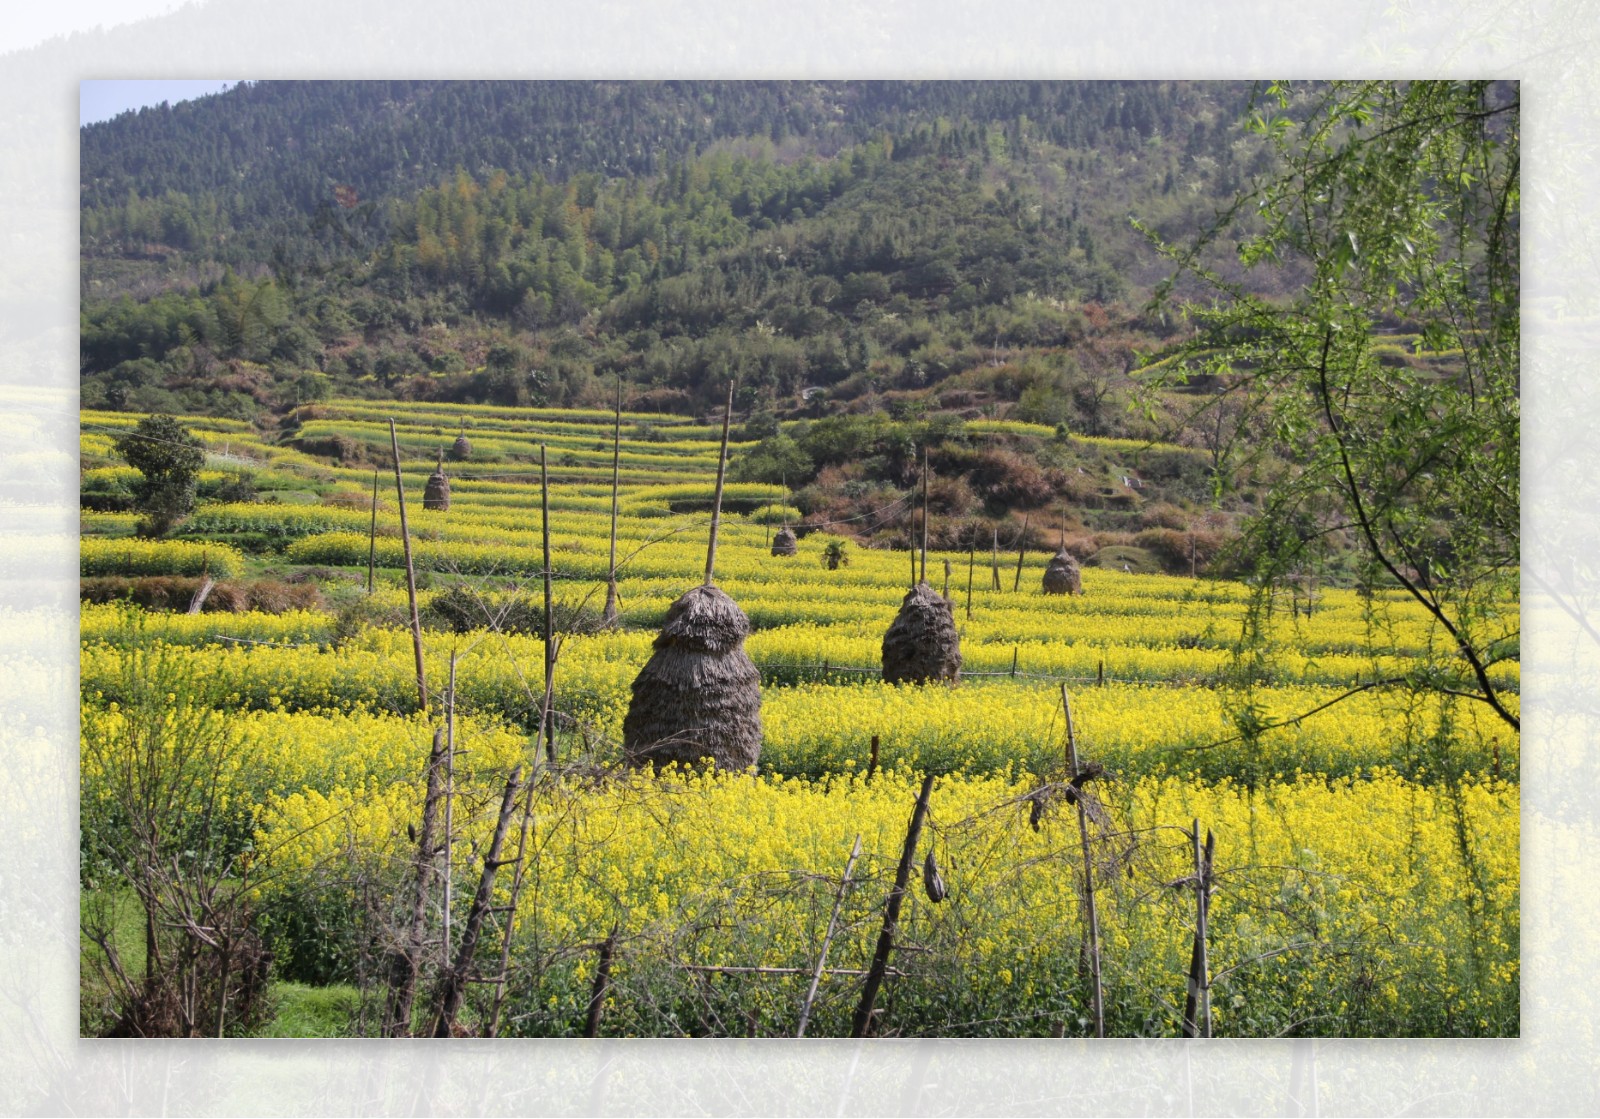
[81,624,1516,783]
[78,402,1522,1037]
[81,537,246,579]
[253,767,1517,1036]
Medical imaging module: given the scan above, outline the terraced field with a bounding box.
[78,402,1520,1038]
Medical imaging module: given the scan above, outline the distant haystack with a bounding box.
[771,525,798,556]
[423,452,451,511]
[622,585,762,770]
[882,582,962,685]
[1042,547,1082,595]
[450,431,472,461]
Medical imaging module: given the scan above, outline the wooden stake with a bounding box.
[383,727,447,1036]
[430,763,522,1037]
[442,650,457,966]
[851,772,936,1037]
[389,419,428,712]
[991,526,1001,591]
[367,469,379,594]
[1061,684,1104,1038]
[187,572,215,614]
[486,758,539,1038]
[797,834,863,1037]
[704,382,734,586]
[867,735,880,782]
[1182,819,1215,1038]
[584,924,620,1038]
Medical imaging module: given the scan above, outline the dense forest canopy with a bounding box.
[80,79,1268,427]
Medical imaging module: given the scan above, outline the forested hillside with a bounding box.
[80,80,1266,424]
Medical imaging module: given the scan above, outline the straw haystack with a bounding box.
[882,582,962,685]
[771,525,798,556]
[1042,546,1082,595]
[622,584,762,770]
[623,382,761,771]
[450,431,472,461]
[423,452,451,511]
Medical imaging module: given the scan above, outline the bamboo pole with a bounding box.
[851,773,936,1037]
[605,378,622,625]
[919,447,929,585]
[908,496,917,589]
[367,469,379,594]
[704,382,734,586]
[796,834,863,1037]
[965,540,976,620]
[1013,513,1029,591]
[1061,684,1104,1037]
[539,446,555,764]
[388,419,428,712]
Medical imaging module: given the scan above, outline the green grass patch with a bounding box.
[259,982,363,1037]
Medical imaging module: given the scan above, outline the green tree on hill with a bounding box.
[115,414,207,537]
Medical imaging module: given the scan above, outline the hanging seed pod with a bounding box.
[922,848,947,903]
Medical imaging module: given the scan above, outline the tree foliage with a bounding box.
[80,81,1265,420]
[1149,80,1520,730]
[114,414,207,535]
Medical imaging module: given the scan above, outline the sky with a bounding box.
[80,79,242,127]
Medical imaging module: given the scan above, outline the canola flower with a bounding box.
[79,403,1524,1038]
[254,766,1517,1037]
[80,627,1517,783]
[80,537,246,579]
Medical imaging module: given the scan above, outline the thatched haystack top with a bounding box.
[653,583,751,653]
[1042,546,1082,595]
[423,454,451,511]
[771,525,798,556]
[450,432,472,460]
[624,583,762,771]
[882,581,962,686]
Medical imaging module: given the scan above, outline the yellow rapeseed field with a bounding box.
[78,402,1522,1037]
